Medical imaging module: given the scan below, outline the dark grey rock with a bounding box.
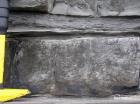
[48,0,96,16]
[6,36,140,96]
[10,0,48,12]
[98,0,140,16]
[5,38,55,93]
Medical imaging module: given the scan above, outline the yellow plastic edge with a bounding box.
[0,89,30,102]
[0,35,5,84]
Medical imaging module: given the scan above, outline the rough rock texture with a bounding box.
[98,0,140,16]
[5,36,140,96]
[47,0,140,16]
[7,0,140,97]
[8,13,140,35]
[48,0,96,16]
[10,0,140,16]
[5,38,55,94]
[10,0,48,12]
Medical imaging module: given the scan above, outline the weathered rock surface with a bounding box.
[8,13,140,36]
[48,0,96,16]
[6,36,140,96]
[7,0,140,98]
[10,0,48,12]
[5,38,55,93]
[10,0,140,16]
[98,0,140,16]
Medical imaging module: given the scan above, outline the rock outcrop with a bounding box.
[6,0,140,97]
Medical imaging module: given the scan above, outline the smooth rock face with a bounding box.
[48,0,96,16]
[98,0,140,16]
[6,36,140,96]
[10,0,48,12]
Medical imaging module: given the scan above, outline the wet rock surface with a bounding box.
[5,36,140,96]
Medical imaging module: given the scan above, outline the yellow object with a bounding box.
[0,35,30,102]
[0,89,30,102]
[0,35,5,84]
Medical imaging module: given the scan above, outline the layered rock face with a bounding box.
[6,0,140,97]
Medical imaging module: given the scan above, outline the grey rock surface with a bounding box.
[7,0,140,97]
[5,38,55,93]
[5,95,140,104]
[10,0,48,12]
[48,0,96,16]
[8,13,140,36]
[6,36,140,96]
[9,0,140,16]
[98,0,140,16]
